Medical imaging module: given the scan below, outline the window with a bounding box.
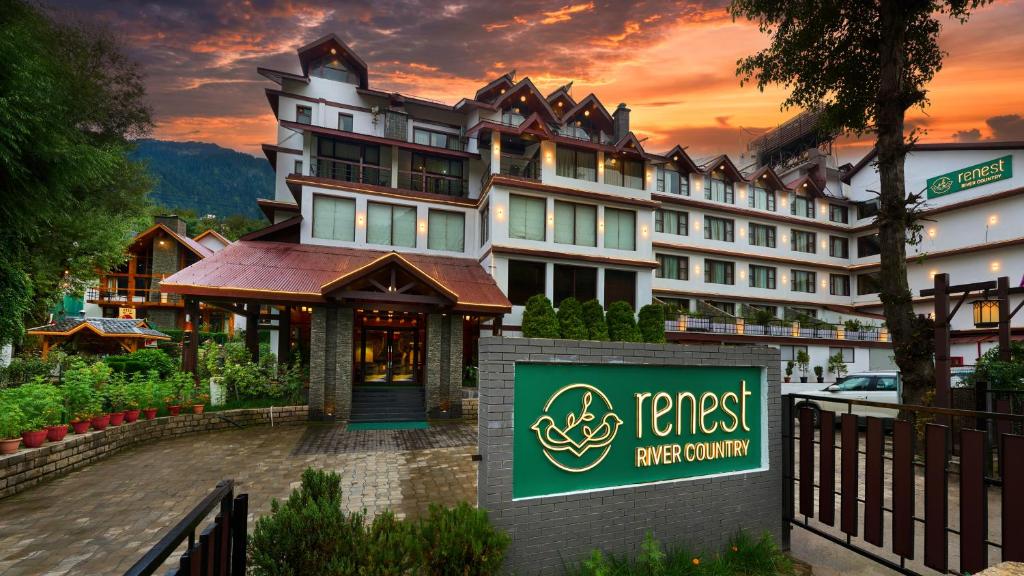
[604,157,644,189]
[413,127,458,150]
[837,376,871,391]
[315,137,385,185]
[480,204,489,246]
[790,193,814,218]
[293,160,303,175]
[508,260,545,305]
[749,265,776,289]
[659,298,690,313]
[857,198,880,220]
[604,270,636,309]
[656,255,688,280]
[857,272,881,295]
[554,201,597,247]
[875,376,897,391]
[704,172,734,204]
[367,202,416,247]
[791,230,816,253]
[830,274,851,296]
[604,208,636,250]
[829,347,855,362]
[296,105,312,125]
[780,345,808,362]
[311,196,356,241]
[792,269,816,293]
[829,236,849,258]
[509,194,546,241]
[788,307,817,319]
[427,209,465,252]
[309,56,357,83]
[705,259,735,285]
[857,234,881,257]
[409,153,465,196]
[744,303,777,317]
[656,168,687,195]
[749,186,776,211]
[749,223,777,248]
[704,216,734,242]
[705,301,737,316]
[554,265,597,306]
[654,210,687,236]
[338,114,353,131]
[829,204,849,224]
[556,147,597,181]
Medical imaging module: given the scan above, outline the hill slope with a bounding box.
[131,139,273,220]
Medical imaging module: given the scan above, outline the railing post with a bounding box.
[230,494,249,576]
[781,394,794,550]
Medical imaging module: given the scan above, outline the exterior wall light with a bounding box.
[419,221,426,232]
[989,215,998,225]
[991,261,1001,272]
[694,265,701,275]
[520,95,526,102]
[357,214,365,226]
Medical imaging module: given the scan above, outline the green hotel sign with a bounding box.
[926,155,1012,199]
[512,363,765,499]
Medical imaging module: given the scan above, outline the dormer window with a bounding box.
[749,185,776,211]
[309,56,358,84]
[790,192,814,218]
[704,170,734,204]
[657,167,688,196]
[604,156,643,189]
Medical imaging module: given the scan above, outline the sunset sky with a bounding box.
[48,0,1024,165]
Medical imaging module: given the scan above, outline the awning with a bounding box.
[159,240,512,315]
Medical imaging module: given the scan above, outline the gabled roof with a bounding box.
[130,223,213,259]
[785,174,825,197]
[321,252,459,302]
[613,132,647,156]
[257,199,301,223]
[296,33,368,89]
[474,72,516,102]
[662,146,701,173]
[256,67,310,86]
[492,78,560,124]
[241,215,302,243]
[748,166,792,191]
[701,154,747,182]
[560,93,614,132]
[193,229,230,246]
[546,83,576,116]
[28,318,170,340]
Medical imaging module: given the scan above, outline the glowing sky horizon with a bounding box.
[49,1,1024,165]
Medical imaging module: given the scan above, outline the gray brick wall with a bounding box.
[309,307,327,419]
[334,308,354,420]
[477,337,782,574]
[426,313,443,415]
[447,317,463,417]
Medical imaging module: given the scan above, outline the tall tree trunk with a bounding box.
[875,0,934,406]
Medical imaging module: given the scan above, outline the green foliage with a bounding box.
[62,361,103,420]
[785,361,795,378]
[971,341,1024,390]
[7,380,63,429]
[795,351,811,376]
[162,371,195,406]
[557,297,588,340]
[417,502,510,575]
[581,299,610,341]
[104,375,132,412]
[843,319,865,333]
[607,301,641,342]
[127,370,164,410]
[746,307,776,326]
[522,295,560,339]
[0,398,27,439]
[814,366,824,378]
[104,348,176,377]
[828,352,848,379]
[222,362,268,401]
[160,329,229,344]
[0,0,153,345]
[0,353,58,388]
[638,304,667,343]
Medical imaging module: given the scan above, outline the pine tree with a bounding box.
[606,301,641,342]
[521,294,560,338]
[638,304,667,343]
[581,299,609,341]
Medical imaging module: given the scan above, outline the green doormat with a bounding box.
[347,421,430,431]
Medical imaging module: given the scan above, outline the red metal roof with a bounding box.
[160,241,511,314]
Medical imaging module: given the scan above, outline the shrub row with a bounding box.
[522,295,666,343]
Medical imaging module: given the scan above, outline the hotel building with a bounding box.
[161,34,1023,420]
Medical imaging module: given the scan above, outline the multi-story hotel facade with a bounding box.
[163,34,1023,420]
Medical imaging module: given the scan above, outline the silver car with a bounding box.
[792,371,901,420]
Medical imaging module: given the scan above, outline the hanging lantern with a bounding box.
[973,299,1000,328]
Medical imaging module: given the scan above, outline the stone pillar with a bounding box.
[308,307,327,420]
[447,315,464,418]
[149,232,180,329]
[426,313,443,416]
[333,308,354,421]
[426,313,463,418]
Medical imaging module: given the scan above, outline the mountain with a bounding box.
[131,139,273,220]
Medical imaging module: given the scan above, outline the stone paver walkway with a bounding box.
[0,422,477,576]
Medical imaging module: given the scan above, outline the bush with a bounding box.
[556,297,588,340]
[62,362,103,421]
[522,294,560,338]
[223,362,268,400]
[0,354,57,388]
[104,348,176,378]
[581,299,609,341]
[0,399,26,439]
[828,352,848,379]
[971,341,1024,390]
[160,329,229,344]
[638,304,667,343]
[417,502,509,575]
[9,380,63,429]
[607,301,641,342]
[104,375,133,412]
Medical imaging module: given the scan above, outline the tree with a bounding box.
[730,0,989,405]
[165,208,266,241]
[828,352,849,380]
[606,301,641,343]
[521,295,560,339]
[638,304,667,343]
[0,0,152,345]
[555,297,588,340]
[581,299,609,341]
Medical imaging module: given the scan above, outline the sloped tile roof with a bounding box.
[27,318,170,339]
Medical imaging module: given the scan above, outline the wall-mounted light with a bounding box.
[584,110,590,117]
[780,198,788,207]
[973,299,1000,327]
[929,269,938,279]
[357,214,365,226]
[694,264,701,275]
[557,101,563,107]
[927,227,937,238]
[693,220,701,231]
[330,47,337,55]
[739,227,746,237]
[782,235,788,244]
[548,215,554,227]
[496,206,505,220]
[719,165,725,170]
[545,151,553,162]
[782,275,788,284]
[673,155,679,161]
[598,221,604,230]
[500,88,506,94]
[991,261,1001,272]
[641,226,649,237]
[820,205,827,214]
[989,215,998,225]
[820,240,827,249]
[419,221,426,232]
[821,279,827,288]
[739,269,746,279]
[520,95,526,102]
[802,182,808,188]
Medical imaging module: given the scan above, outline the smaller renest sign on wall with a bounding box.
[513,363,766,499]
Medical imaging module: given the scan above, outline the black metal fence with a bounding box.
[124,480,248,576]
[665,316,888,341]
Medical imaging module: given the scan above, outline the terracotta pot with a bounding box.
[46,425,68,442]
[167,405,181,417]
[192,404,205,415]
[71,420,91,434]
[21,429,48,448]
[109,412,125,426]
[0,438,20,455]
[784,377,791,383]
[124,409,141,423]
[142,408,157,420]
[91,414,110,431]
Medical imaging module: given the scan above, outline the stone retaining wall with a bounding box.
[0,406,308,499]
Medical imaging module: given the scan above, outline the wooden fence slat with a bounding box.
[819,411,835,526]
[218,513,230,576]
[1003,434,1024,562]
[799,406,814,518]
[924,423,948,573]
[864,417,884,547]
[231,494,249,576]
[179,550,192,576]
[891,419,915,559]
[960,429,987,574]
[189,543,202,575]
[840,413,858,536]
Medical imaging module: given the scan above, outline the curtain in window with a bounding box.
[704,217,732,241]
[391,206,416,247]
[793,271,816,292]
[575,204,596,246]
[792,231,815,253]
[366,202,392,245]
[555,147,574,178]
[750,224,774,247]
[604,208,635,250]
[554,201,574,245]
[604,161,623,187]
[428,210,465,252]
[577,151,596,181]
[509,195,545,241]
[750,187,775,211]
[312,196,356,241]
[705,177,733,203]
[705,260,733,284]
[623,159,644,189]
[749,265,775,289]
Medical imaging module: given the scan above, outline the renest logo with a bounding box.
[930,175,953,195]
[530,384,622,473]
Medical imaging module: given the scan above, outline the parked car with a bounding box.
[790,371,901,420]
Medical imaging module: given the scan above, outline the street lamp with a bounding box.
[972,299,1000,328]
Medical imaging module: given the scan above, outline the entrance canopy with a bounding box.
[159,240,512,315]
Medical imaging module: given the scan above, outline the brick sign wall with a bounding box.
[477,337,782,572]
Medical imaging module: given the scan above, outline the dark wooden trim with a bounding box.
[281,120,477,159]
[652,241,851,272]
[291,175,479,207]
[484,245,660,269]
[333,290,450,305]
[485,175,660,208]
[652,193,850,232]
[666,331,893,349]
[240,215,302,241]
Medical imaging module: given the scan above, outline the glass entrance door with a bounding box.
[359,327,420,385]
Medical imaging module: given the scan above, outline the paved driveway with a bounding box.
[0,422,477,576]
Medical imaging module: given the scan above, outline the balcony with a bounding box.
[499,154,540,180]
[665,315,889,342]
[87,277,182,307]
[312,158,391,187]
[397,169,468,197]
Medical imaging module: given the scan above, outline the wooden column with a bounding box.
[245,304,260,363]
[998,276,1011,362]
[933,273,950,410]
[491,316,503,336]
[182,297,200,377]
[277,306,292,365]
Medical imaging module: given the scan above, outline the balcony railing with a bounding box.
[499,155,540,180]
[665,316,889,342]
[397,169,468,197]
[312,158,391,187]
[88,286,182,306]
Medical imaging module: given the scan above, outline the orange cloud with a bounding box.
[540,2,595,25]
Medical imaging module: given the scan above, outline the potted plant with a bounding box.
[165,393,181,417]
[105,380,131,426]
[133,372,161,420]
[64,381,100,434]
[14,381,63,448]
[828,352,848,381]
[0,401,26,455]
[784,361,794,383]
[814,365,824,383]
[192,392,209,415]
[796,350,811,383]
